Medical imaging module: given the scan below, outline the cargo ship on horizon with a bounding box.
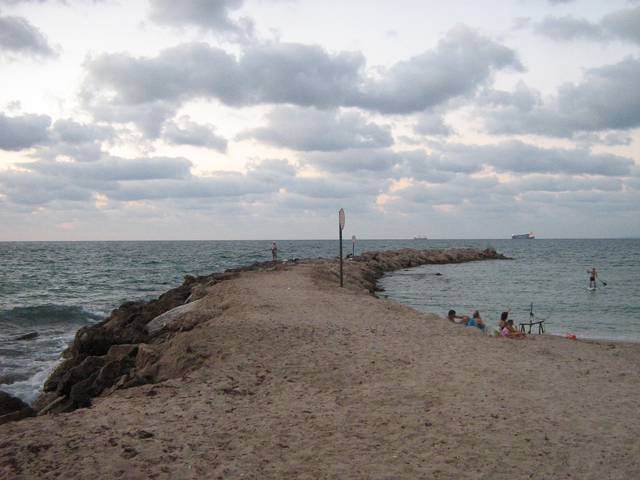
[512,232,535,239]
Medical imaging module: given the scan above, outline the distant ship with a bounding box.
[511,232,535,239]
[413,235,429,240]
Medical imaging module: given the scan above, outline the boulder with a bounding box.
[76,326,117,356]
[32,391,60,413]
[105,344,138,362]
[0,391,30,416]
[0,391,34,425]
[95,359,130,392]
[43,358,77,392]
[56,355,106,396]
[134,344,161,382]
[38,395,72,415]
[145,299,203,335]
[69,372,99,409]
[14,331,39,341]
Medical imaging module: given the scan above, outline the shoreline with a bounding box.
[2,247,640,479]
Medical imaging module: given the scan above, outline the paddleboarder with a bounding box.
[271,241,278,261]
[588,268,598,289]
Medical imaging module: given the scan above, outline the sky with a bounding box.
[0,0,639,240]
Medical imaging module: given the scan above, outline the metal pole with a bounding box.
[339,225,343,287]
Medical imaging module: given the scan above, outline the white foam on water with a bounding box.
[1,358,60,404]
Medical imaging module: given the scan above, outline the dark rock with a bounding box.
[38,395,72,415]
[0,391,30,416]
[69,372,99,409]
[95,359,130,392]
[76,326,118,357]
[105,344,138,362]
[14,331,39,341]
[56,356,106,396]
[0,391,34,425]
[0,408,35,425]
[43,358,77,392]
[32,391,60,413]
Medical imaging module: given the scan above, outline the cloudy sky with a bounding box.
[1,0,639,240]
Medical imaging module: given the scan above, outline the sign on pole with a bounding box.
[338,208,345,287]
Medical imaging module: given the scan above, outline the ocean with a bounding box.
[1,239,639,404]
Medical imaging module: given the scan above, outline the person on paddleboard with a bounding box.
[588,268,598,289]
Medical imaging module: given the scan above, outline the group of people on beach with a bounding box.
[446,309,525,338]
[446,310,486,330]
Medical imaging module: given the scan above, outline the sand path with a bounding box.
[2,263,640,479]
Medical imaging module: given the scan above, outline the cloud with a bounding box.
[0,0,105,4]
[302,148,402,175]
[503,174,622,194]
[573,131,633,147]
[0,112,51,151]
[148,0,253,42]
[81,26,520,134]
[81,41,363,136]
[547,0,575,4]
[0,170,94,205]
[480,57,640,136]
[601,6,640,44]
[304,140,634,181]
[25,155,192,181]
[50,118,114,144]
[240,106,393,151]
[162,117,227,152]
[0,13,55,58]
[533,15,604,41]
[439,141,634,177]
[36,118,116,161]
[413,111,454,136]
[532,7,640,45]
[352,26,523,114]
[0,154,288,206]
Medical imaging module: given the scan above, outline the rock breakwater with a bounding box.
[7,247,507,420]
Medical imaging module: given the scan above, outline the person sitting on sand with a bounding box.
[500,316,526,338]
[466,310,486,330]
[446,309,467,324]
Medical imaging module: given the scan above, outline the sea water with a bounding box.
[380,239,640,342]
[1,239,639,403]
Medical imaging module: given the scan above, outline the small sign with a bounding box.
[339,208,345,231]
[352,235,356,244]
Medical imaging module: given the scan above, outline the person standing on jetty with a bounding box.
[588,267,598,289]
[271,241,278,261]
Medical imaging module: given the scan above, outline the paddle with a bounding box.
[600,279,608,287]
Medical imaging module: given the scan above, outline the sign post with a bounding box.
[352,235,356,257]
[338,208,345,287]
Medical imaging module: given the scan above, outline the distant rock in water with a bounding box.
[14,331,39,341]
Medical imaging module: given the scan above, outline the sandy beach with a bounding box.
[2,252,640,479]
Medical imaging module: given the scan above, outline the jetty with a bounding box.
[2,248,639,479]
